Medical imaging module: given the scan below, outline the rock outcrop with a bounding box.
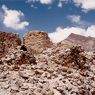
[60,33,95,51]
[0,45,36,69]
[0,31,36,68]
[23,31,53,54]
[0,32,21,58]
[0,45,95,95]
[0,31,95,95]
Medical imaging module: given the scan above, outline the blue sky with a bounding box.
[0,0,95,42]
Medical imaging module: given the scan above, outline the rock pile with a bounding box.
[62,46,87,69]
[0,45,95,95]
[0,31,95,95]
[23,31,53,54]
[34,46,95,95]
[0,45,36,69]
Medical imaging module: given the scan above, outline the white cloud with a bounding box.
[67,15,81,23]
[48,26,85,43]
[27,0,52,4]
[31,4,38,9]
[58,1,63,8]
[2,5,29,30]
[58,0,69,8]
[86,25,95,37]
[27,0,95,11]
[48,25,95,43]
[73,0,95,12]
[27,0,69,8]
[40,0,52,4]
[67,15,91,28]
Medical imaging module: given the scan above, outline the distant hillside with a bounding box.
[59,33,95,51]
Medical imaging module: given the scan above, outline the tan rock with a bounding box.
[23,31,53,54]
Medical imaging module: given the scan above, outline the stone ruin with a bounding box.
[0,31,36,67]
[0,32,21,58]
[0,31,95,95]
[23,31,53,54]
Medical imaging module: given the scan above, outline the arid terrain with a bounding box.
[0,31,95,95]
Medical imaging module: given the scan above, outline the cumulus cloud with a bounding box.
[67,15,81,23]
[40,0,52,4]
[26,0,95,12]
[27,0,95,12]
[2,5,29,30]
[86,25,95,37]
[67,15,91,28]
[58,0,63,8]
[27,0,52,4]
[27,0,69,8]
[48,25,95,43]
[58,0,69,8]
[73,0,95,12]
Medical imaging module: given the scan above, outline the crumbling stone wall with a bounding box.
[23,31,53,54]
[0,32,21,58]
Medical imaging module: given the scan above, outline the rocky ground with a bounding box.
[0,31,95,95]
